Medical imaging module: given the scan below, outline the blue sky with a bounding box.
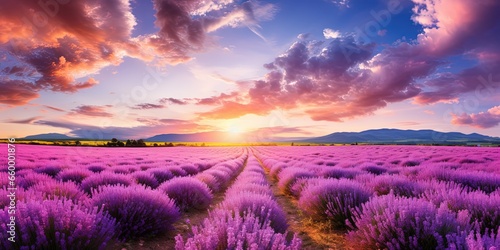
[1,0,499,139]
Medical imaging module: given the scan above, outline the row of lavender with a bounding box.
[0,144,247,249]
[175,152,301,249]
[254,146,500,249]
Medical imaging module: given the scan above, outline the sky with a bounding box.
[1,0,500,140]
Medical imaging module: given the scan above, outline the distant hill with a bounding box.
[22,133,76,140]
[146,131,237,142]
[302,129,500,144]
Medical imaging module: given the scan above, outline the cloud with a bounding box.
[323,28,341,39]
[410,0,500,104]
[199,0,500,123]
[130,103,165,110]
[43,105,65,112]
[159,98,189,105]
[35,118,215,139]
[200,36,414,121]
[195,92,240,105]
[0,0,140,104]
[424,110,435,115]
[0,80,40,105]
[129,98,189,110]
[250,126,313,135]
[330,0,350,8]
[0,0,276,106]
[451,106,500,129]
[377,29,387,36]
[138,0,277,64]
[69,105,113,117]
[394,121,421,127]
[5,116,42,124]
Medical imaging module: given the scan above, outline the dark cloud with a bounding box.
[159,98,188,105]
[131,103,165,110]
[0,0,276,106]
[139,0,276,64]
[69,105,113,117]
[0,80,40,105]
[0,0,140,104]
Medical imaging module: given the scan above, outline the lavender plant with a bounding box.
[91,185,180,239]
[0,198,116,250]
[159,177,213,211]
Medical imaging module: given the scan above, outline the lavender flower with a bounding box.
[347,195,471,249]
[91,185,180,239]
[131,171,160,188]
[80,172,132,194]
[57,168,93,184]
[298,178,371,228]
[159,177,213,211]
[0,198,116,250]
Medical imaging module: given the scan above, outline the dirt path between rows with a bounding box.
[108,155,249,250]
[253,152,347,250]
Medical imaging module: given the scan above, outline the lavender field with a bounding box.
[1,144,500,249]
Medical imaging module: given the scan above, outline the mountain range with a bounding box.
[19,129,500,144]
[302,129,500,144]
[22,133,77,140]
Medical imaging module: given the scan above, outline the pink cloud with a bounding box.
[69,105,113,117]
[5,116,42,124]
[199,36,426,121]
[0,80,40,106]
[0,0,139,105]
[0,0,276,106]
[452,106,500,129]
[199,0,500,122]
[411,0,500,104]
[43,105,66,112]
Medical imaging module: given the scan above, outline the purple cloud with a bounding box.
[452,106,500,129]
[131,103,165,110]
[69,105,113,117]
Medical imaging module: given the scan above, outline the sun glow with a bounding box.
[227,125,243,135]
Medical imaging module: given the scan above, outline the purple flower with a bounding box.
[91,185,180,239]
[146,168,174,183]
[17,172,57,189]
[175,209,301,250]
[57,168,93,184]
[0,198,116,250]
[88,165,107,173]
[132,171,160,188]
[159,177,213,211]
[80,172,132,194]
[277,167,315,195]
[27,181,89,204]
[298,178,371,228]
[34,165,63,178]
[347,195,471,249]
[220,192,288,233]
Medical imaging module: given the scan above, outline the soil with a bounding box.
[255,154,347,250]
[108,150,348,250]
[107,158,248,250]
